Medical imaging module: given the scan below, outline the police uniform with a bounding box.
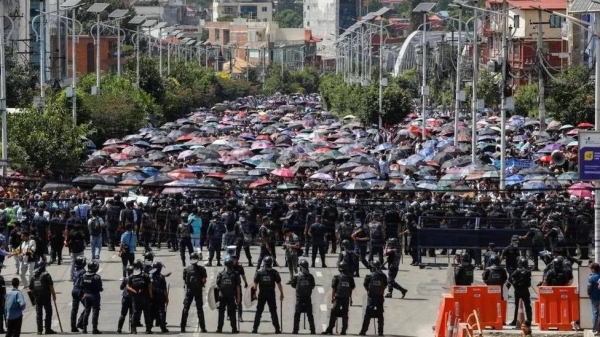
[234,219,253,266]
[544,265,573,286]
[455,262,475,286]
[353,226,372,271]
[482,265,508,286]
[180,263,207,332]
[154,205,170,249]
[167,205,180,251]
[216,265,241,333]
[207,218,226,266]
[291,269,316,334]
[257,221,275,269]
[338,241,359,277]
[177,221,194,266]
[48,215,64,265]
[385,246,407,297]
[81,268,103,333]
[128,271,153,334]
[151,269,168,332]
[323,268,355,335]
[367,220,385,264]
[359,268,387,336]
[509,265,532,325]
[252,266,282,333]
[117,274,132,333]
[71,264,86,332]
[337,218,354,251]
[105,202,122,251]
[501,241,520,286]
[31,268,54,334]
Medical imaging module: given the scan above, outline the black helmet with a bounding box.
[133,259,144,270]
[224,257,234,269]
[517,257,528,269]
[553,257,564,271]
[151,262,165,274]
[343,212,352,220]
[144,252,155,265]
[263,256,273,269]
[190,252,200,264]
[126,265,135,276]
[387,238,399,246]
[338,261,348,273]
[371,259,382,270]
[342,239,352,250]
[75,255,87,269]
[34,261,46,274]
[489,254,500,267]
[461,253,471,266]
[114,194,121,201]
[181,212,189,219]
[539,250,553,264]
[87,260,100,274]
[298,259,309,270]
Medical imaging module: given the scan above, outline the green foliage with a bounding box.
[477,69,501,108]
[319,74,412,125]
[514,83,538,117]
[546,65,594,125]
[5,105,88,175]
[5,53,34,108]
[217,15,235,22]
[263,65,321,95]
[124,57,166,104]
[275,9,303,28]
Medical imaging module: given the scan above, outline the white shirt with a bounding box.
[19,239,36,263]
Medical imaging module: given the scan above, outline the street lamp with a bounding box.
[108,9,128,76]
[414,3,437,141]
[87,3,109,95]
[154,22,167,76]
[0,3,15,177]
[60,0,84,125]
[141,19,157,57]
[128,15,146,88]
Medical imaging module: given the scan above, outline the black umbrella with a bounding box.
[72,175,106,185]
[118,158,153,167]
[142,175,174,186]
[42,182,74,192]
[349,156,375,165]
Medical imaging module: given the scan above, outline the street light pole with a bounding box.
[471,7,479,164]
[453,8,463,147]
[40,11,46,107]
[96,13,101,91]
[499,0,508,189]
[421,12,428,141]
[72,7,77,124]
[0,2,8,177]
[378,16,383,129]
[136,26,140,86]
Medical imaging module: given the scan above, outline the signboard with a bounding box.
[578,131,600,180]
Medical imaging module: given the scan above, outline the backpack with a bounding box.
[89,218,102,237]
[32,273,48,295]
[218,271,235,297]
[368,222,384,242]
[225,211,236,232]
[0,211,8,229]
[106,206,121,223]
[531,227,544,246]
[69,231,85,253]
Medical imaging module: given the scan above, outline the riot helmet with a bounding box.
[489,254,500,267]
[87,260,100,274]
[190,252,200,265]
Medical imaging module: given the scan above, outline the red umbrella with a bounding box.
[568,182,594,198]
[578,122,594,129]
[538,155,551,163]
[167,169,196,180]
[177,135,194,142]
[111,153,132,161]
[207,172,226,179]
[272,168,294,178]
[249,179,272,188]
[102,145,120,154]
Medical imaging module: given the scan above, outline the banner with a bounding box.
[493,158,534,170]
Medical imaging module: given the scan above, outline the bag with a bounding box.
[89,218,102,237]
[218,271,235,297]
[335,275,352,298]
[32,273,48,295]
[70,234,85,254]
[368,222,384,242]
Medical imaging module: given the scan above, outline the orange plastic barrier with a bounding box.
[534,286,579,331]
[451,286,505,330]
[434,293,455,337]
[456,323,470,337]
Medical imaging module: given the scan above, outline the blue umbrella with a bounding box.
[186,166,206,173]
[134,140,150,147]
[522,180,548,191]
[355,172,378,180]
[505,174,524,186]
[122,172,148,181]
[375,143,394,152]
[418,147,434,157]
[141,167,160,177]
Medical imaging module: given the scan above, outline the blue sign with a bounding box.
[493,158,534,170]
[579,131,600,180]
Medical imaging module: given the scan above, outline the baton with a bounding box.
[373,317,376,334]
[52,297,63,332]
[303,313,306,330]
[335,318,338,333]
[280,299,283,331]
[165,284,170,315]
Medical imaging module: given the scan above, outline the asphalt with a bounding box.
[6,246,568,337]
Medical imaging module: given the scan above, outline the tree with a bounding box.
[4,106,88,176]
[477,69,501,108]
[514,83,538,117]
[546,65,594,125]
[5,53,34,108]
[124,57,166,105]
[275,9,303,28]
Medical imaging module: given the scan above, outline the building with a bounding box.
[212,0,273,23]
[482,0,567,85]
[65,36,124,77]
[303,0,361,59]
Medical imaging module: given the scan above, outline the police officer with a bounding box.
[454,252,475,286]
[508,257,532,326]
[519,220,544,271]
[150,262,169,333]
[180,252,207,333]
[542,257,574,286]
[337,212,355,252]
[384,238,407,298]
[338,240,359,277]
[322,261,355,335]
[127,260,153,334]
[225,246,248,323]
[322,198,338,254]
[367,213,385,264]
[0,264,5,334]
[234,212,253,266]
[154,200,170,250]
[117,266,134,334]
[252,256,283,334]
[71,256,87,332]
[359,260,387,336]
[31,261,57,335]
[48,210,65,265]
[500,235,520,288]
[216,257,241,333]
[143,252,154,275]
[167,199,180,252]
[482,255,508,287]
[177,212,194,267]
[351,222,373,273]
[207,212,226,267]
[291,259,316,334]
[257,216,277,269]
[81,260,103,334]
[105,198,122,251]
[309,215,327,268]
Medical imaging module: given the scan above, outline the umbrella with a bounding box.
[42,182,74,192]
[310,173,334,181]
[142,175,174,186]
[272,168,294,178]
[557,171,579,184]
[122,172,148,181]
[122,146,146,157]
[568,182,594,198]
[103,138,122,145]
[162,145,183,153]
[72,175,106,185]
[249,179,272,188]
[118,158,153,167]
[351,166,377,174]
[168,169,197,180]
[148,152,167,161]
[230,148,253,159]
[355,172,378,180]
[91,184,116,192]
[141,167,160,176]
[84,156,106,167]
[248,169,270,176]
[161,187,185,195]
[344,180,370,190]
[349,156,375,165]
[118,179,141,187]
[276,183,300,190]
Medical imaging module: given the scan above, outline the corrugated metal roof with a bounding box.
[569,0,600,13]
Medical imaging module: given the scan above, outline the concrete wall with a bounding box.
[303,0,338,58]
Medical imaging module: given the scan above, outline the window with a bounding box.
[249,49,260,58]
[215,29,220,43]
[306,21,310,27]
[262,6,267,12]
[223,29,230,45]
[513,15,520,28]
[549,14,563,28]
[223,6,235,14]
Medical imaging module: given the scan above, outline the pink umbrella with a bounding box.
[122,146,145,157]
[272,168,294,178]
[568,182,594,198]
[251,141,274,150]
[229,148,253,159]
[111,153,132,161]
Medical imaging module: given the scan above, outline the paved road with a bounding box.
[7,246,557,337]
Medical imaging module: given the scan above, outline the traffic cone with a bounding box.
[516,299,525,326]
[452,318,459,337]
[445,312,453,337]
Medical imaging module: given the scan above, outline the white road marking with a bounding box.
[320,304,327,312]
[322,324,328,331]
[316,271,323,278]
[111,255,117,260]
[317,287,325,294]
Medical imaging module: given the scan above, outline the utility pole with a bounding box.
[536,9,547,131]
[453,7,463,147]
[471,8,478,164]
[0,0,8,177]
[499,0,508,189]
